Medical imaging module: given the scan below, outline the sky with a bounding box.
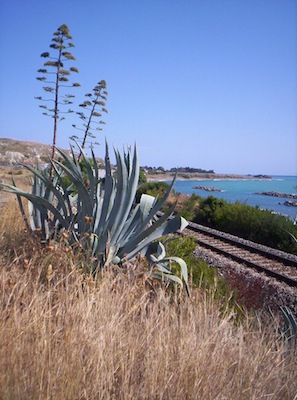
[0,0,296,175]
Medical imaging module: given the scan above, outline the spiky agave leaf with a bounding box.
[117,211,188,260]
[145,241,190,294]
[2,162,76,240]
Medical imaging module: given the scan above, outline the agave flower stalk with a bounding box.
[35,24,80,176]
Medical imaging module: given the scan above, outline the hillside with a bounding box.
[0,138,103,167]
[0,138,55,166]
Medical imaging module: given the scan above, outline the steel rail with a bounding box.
[182,221,297,288]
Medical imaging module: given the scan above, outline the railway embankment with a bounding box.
[182,223,297,317]
[194,243,297,317]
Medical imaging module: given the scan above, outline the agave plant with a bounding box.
[3,142,189,292]
[279,306,297,357]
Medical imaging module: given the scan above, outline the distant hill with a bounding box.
[0,138,56,166]
[0,138,103,167]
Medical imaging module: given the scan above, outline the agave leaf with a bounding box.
[119,213,188,260]
[280,306,297,335]
[286,231,297,244]
[23,163,72,219]
[131,175,178,237]
[162,256,190,295]
[107,147,128,236]
[54,159,92,212]
[106,145,139,245]
[146,242,189,295]
[154,262,173,274]
[112,255,121,265]
[117,207,172,257]
[114,177,178,257]
[110,145,139,244]
[153,270,184,287]
[54,147,84,185]
[28,196,40,230]
[139,194,156,217]
[114,205,140,248]
[147,241,166,263]
[115,194,156,247]
[93,195,104,232]
[76,142,97,201]
[145,174,177,217]
[3,185,68,229]
[91,147,99,181]
[8,177,31,232]
[92,141,115,252]
[58,144,81,171]
[163,256,188,281]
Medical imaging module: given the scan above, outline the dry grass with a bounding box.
[1,202,296,400]
[0,167,32,182]
[0,170,32,209]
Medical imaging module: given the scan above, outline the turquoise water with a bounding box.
[170,176,297,220]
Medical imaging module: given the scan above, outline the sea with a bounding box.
[167,176,297,221]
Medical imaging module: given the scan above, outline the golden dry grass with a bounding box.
[0,169,32,209]
[0,167,32,184]
[0,201,296,400]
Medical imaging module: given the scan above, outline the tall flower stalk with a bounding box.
[72,80,108,160]
[35,24,80,175]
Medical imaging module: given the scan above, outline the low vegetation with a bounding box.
[165,235,231,296]
[191,196,297,254]
[136,181,170,203]
[138,183,297,255]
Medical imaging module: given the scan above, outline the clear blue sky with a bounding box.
[0,0,296,175]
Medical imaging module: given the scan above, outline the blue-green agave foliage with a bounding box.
[279,306,297,357]
[2,164,77,240]
[3,142,189,291]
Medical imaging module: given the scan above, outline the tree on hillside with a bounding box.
[35,24,80,175]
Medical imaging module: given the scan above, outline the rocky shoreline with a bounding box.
[284,201,297,207]
[254,191,297,208]
[255,191,297,199]
[193,185,223,192]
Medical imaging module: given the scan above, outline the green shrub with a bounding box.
[139,169,147,184]
[175,194,201,221]
[136,181,170,203]
[192,196,226,227]
[190,197,297,255]
[165,235,233,296]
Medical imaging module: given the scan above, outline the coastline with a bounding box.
[147,173,272,182]
[149,174,297,220]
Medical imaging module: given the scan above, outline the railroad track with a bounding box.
[182,221,297,288]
